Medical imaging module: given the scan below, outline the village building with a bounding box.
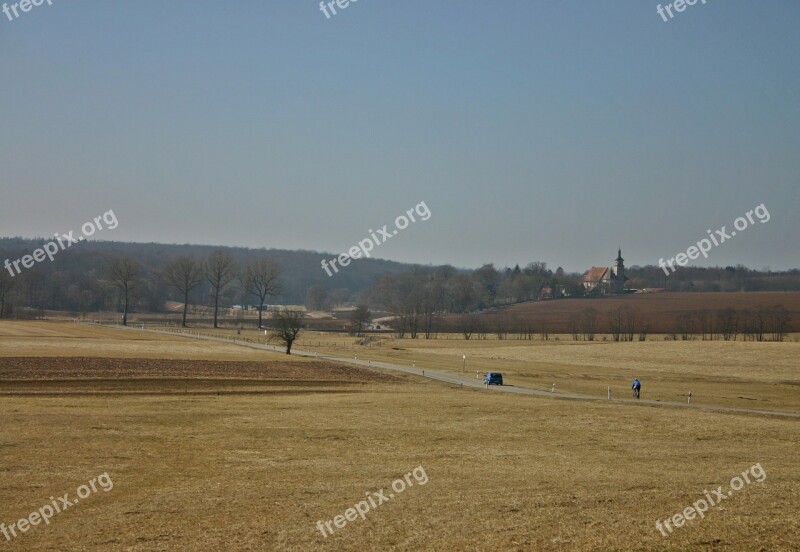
[582,249,628,295]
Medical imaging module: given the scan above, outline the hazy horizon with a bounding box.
[2,1,798,273]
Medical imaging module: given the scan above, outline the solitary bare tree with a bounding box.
[242,257,281,329]
[163,256,204,327]
[205,250,237,329]
[108,256,139,326]
[270,308,304,354]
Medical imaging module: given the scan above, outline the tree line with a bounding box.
[1,238,799,331]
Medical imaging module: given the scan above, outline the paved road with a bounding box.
[110,325,800,420]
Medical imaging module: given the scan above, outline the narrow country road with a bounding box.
[110,325,800,420]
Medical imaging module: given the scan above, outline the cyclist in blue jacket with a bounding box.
[632,378,641,399]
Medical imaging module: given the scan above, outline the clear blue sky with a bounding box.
[1,0,798,272]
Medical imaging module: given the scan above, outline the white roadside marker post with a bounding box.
[608,386,611,400]
[688,391,692,404]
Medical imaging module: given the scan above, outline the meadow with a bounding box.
[0,321,797,551]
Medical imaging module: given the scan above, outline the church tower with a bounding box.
[611,248,625,295]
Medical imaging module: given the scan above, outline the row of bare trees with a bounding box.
[568,307,649,341]
[105,252,305,352]
[372,269,446,339]
[162,252,281,328]
[99,251,281,328]
[674,306,790,341]
[450,305,792,342]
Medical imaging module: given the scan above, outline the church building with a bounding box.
[582,249,628,295]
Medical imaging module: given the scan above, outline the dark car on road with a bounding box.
[484,372,503,385]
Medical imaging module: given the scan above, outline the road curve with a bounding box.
[104,325,800,420]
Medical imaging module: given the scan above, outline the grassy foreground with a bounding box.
[0,322,798,551]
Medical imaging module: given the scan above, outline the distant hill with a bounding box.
[3,237,800,322]
[0,238,421,309]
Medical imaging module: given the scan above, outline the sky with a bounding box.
[1,0,798,273]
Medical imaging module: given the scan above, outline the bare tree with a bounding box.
[163,256,203,327]
[609,307,623,342]
[0,270,14,318]
[569,312,581,341]
[697,310,714,341]
[493,314,509,340]
[767,304,790,342]
[475,317,488,340]
[458,313,478,340]
[580,308,599,341]
[522,320,535,340]
[675,312,696,341]
[349,305,372,337]
[637,318,650,341]
[205,250,237,329]
[744,308,767,342]
[270,308,304,354]
[448,274,478,313]
[622,308,640,342]
[374,272,418,338]
[242,257,281,329]
[305,284,329,311]
[716,308,738,341]
[108,256,139,326]
[608,306,639,342]
[740,309,754,341]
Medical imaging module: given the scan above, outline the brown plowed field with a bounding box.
[0,357,398,381]
[0,357,398,395]
[465,291,800,333]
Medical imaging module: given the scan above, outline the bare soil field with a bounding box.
[0,357,396,383]
[0,356,398,396]
[445,291,800,333]
[0,322,798,551]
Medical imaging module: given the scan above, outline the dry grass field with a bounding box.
[290,331,800,413]
[0,321,798,551]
